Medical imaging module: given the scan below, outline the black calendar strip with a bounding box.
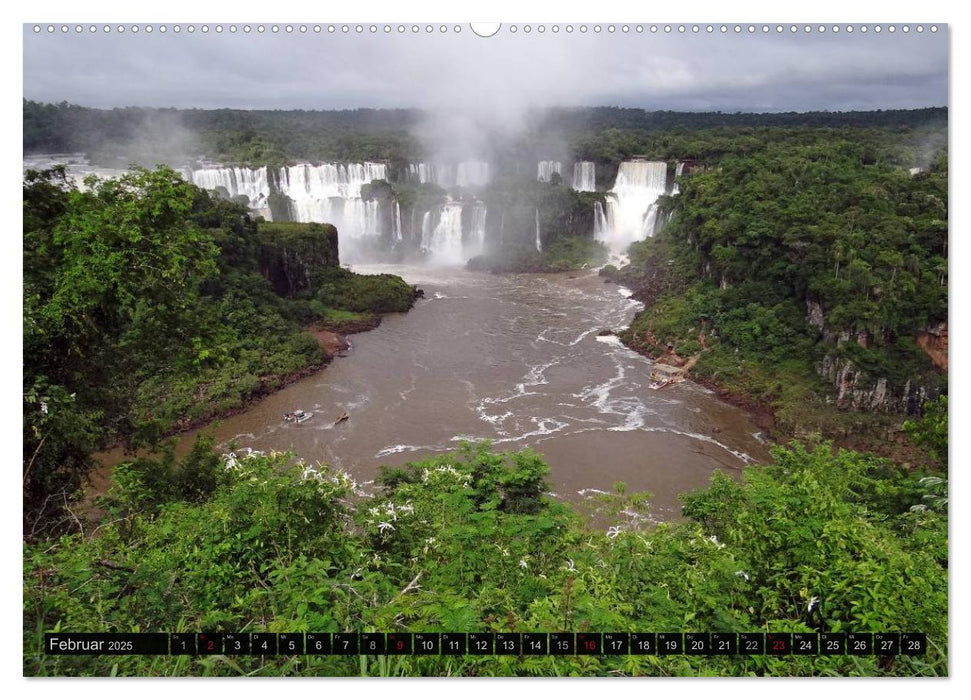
[44,632,927,657]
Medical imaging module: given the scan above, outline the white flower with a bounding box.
[707,535,725,549]
[221,452,239,470]
[735,570,750,581]
[519,559,528,569]
[564,559,576,572]
[40,401,48,414]
[399,503,414,515]
[378,521,395,533]
[607,525,622,539]
[808,596,820,613]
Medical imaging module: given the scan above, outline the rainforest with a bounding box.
[23,99,948,678]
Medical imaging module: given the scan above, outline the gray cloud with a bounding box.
[23,25,948,113]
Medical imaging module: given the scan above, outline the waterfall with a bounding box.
[535,209,542,253]
[432,164,450,186]
[471,202,488,253]
[409,163,432,184]
[276,162,388,240]
[392,201,403,243]
[191,166,271,208]
[672,161,685,195]
[600,160,668,253]
[425,203,466,265]
[537,160,562,183]
[419,200,488,264]
[572,162,596,192]
[420,211,433,250]
[455,161,490,188]
[594,200,608,239]
[190,161,389,241]
[406,161,489,188]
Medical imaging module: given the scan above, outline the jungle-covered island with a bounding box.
[23,101,948,677]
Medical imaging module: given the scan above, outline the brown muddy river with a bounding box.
[99,265,771,522]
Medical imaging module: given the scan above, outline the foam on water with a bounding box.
[135,263,771,522]
[374,444,435,458]
[595,335,624,347]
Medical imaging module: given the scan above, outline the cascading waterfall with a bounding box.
[276,162,388,240]
[419,200,488,263]
[424,203,466,265]
[409,163,432,184]
[471,202,488,253]
[599,160,668,253]
[672,161,685,195]
[190,162,390,245]
[537,161,562,183]
[535,209,542,252]
[594,200,608,239]
[572,161,596,192]
[455,161,490,188]
[420,211,433,250]
[392,201,403,243]
[191,166,271,209]
[407,161,490,188]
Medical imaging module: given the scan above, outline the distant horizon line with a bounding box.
[23,99,949,115]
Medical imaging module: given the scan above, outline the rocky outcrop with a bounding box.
[312,330,350,358]
[806,300,825,333]
[258,222,340,296]
[817,353,939,414]
[809,299,943,414]
[917,321,948,370]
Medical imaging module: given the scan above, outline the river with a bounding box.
[97,264,771,522]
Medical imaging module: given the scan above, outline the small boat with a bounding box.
[284,409,314,424]
[334,410,349,425]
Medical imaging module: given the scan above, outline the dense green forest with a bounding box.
[23,105,948,677]
[605,126,947,453]
[24,438,947,676]
[23,166,418,535]
[23,100,946,172]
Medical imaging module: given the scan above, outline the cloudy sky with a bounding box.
[23,23,948,114]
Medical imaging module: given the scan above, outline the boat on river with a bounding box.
[284,409,314,424]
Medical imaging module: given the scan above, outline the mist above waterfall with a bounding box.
[89,110,201,168]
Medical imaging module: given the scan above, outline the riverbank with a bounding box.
[597,229,941,467]
[169,317,390,434]
[614,305,932,467]
[81,311,403,524]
